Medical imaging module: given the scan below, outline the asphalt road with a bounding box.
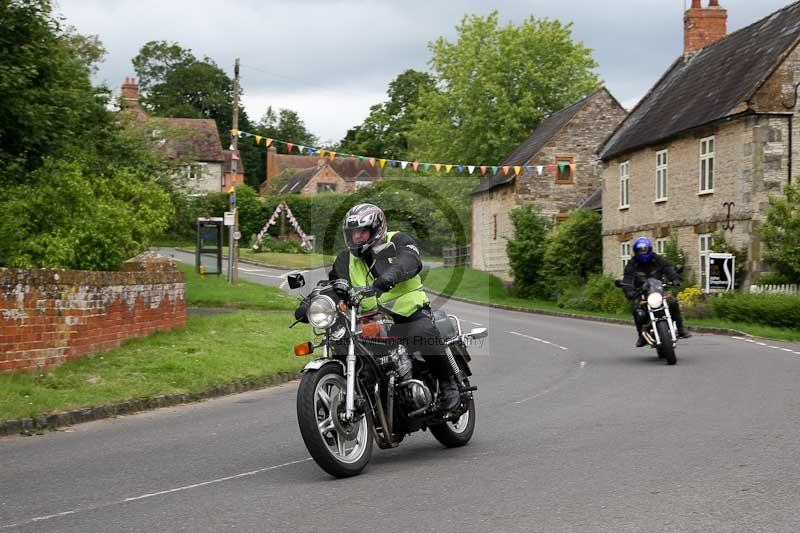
[2,253,800,532]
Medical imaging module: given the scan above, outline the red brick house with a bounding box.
[264,146,381,195]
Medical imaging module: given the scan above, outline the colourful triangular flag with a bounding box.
[286,143,294,153]
[514,166,522,175]
[297,145,305,154]
[412,161,420,171]
[491,166,498,174]
[558,162,568,171]
[467,165,475,174]
[230,129,238,137]
[536,166,543,175]
[358,156,364,163]
[423,163,431,171]
[569,163,576,173]
[400,161,408,170]
[434,163,441,172]
[369,158,376,167]
[445,164,453,173]
[546,164,555,173]
[502,166,510,175]
[319,149,327,158]
[379,159,387,168]
[254,135,262,145]
[329,151,337,160]
[479,166,487,175]
[265,138,273,147]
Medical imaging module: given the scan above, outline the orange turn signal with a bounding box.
[360,322,381,338]
[294,342,313,356]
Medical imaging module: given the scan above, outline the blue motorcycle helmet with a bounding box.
[632,237,654,263]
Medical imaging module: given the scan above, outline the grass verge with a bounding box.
[0,312,313,421]
[179,263,298,310]
[422,267,800,343]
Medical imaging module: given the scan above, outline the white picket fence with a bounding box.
[749,284,799,295]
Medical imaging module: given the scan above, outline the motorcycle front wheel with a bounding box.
[296,364,373,477]
[655,321,677,365]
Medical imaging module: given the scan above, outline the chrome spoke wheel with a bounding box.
[447,409,470,434]
[314,373,369,464]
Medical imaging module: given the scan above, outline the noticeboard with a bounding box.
[706,253,735,292]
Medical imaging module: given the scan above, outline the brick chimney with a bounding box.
[684,0,727,55]
[121,76,140,108]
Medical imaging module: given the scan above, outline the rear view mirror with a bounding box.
[287,273,305,289]
[373,241,397,261]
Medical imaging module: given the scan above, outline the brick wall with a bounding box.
[0,253,185,373]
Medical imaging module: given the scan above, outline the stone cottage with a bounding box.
[599,0,800,289]
[120,77,244,193]
[470,88,627,280]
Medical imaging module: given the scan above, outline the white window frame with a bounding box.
[699,233,713,290]
[699,136,715,194]
[619,161,630,209]
[655,237,668,255]
[621,241,631,273]
[655,149,668,202]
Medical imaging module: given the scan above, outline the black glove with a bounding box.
[372,275,394,295]
[294,302,309,323]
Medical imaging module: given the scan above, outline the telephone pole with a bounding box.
[228,57,240,283]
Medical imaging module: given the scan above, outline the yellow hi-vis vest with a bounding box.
[348,231,429,317]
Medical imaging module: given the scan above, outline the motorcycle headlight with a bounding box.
[307,295,337,329]
[647,292,664,309]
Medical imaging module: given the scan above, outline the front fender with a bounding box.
[301,357,345,374]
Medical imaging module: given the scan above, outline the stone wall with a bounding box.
[0,253,185,373]
[471,184,517,281]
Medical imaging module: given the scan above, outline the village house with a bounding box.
[263,146,381,195]
[470,88,627,280]
[120,77,244,193]
[599,0,800,290]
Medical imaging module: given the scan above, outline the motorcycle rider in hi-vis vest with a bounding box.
[328,203,460,410]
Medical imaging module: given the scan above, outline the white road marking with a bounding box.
[732,336,800,355]
[513,361,586,405]
[508,331,569,351]
[0,458,312,530]
[471,322,484,326]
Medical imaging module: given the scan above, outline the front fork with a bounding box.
[648,300,677,345]
[344,307,357,420]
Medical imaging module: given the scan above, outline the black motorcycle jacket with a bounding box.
[622,253,680,299]
[328,232,423,289]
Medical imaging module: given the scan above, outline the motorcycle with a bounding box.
[287,242,487,477]
[615,271,682,365]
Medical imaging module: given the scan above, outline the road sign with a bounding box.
[707,253,735,292]
[233,231,241,241]
[224,212,235,226]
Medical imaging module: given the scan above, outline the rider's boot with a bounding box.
[635,325,647,347]
[438,375,460,411]
[676,323,692,339]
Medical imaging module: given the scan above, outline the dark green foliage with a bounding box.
[506,204,551,297]
[0,159,171,270]
[761,183,800,283]
[0,1,175,270]
[541,209,601,297]
[0,0,107,180]
[710,292,800,330]
[556,274,628,314]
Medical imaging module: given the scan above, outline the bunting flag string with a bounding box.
[230,128,575,179]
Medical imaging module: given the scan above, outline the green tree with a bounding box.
[0,0,108,181]
[131,40,196,94]
[506,204,551,297]
[409,12,600,165]
[761,183,800,283]
[339,69,436,159]
[541,209,602,296]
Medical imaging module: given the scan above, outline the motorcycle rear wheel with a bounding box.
[296,364,373,477]
[655,321,677,365]
[430,393,476,448]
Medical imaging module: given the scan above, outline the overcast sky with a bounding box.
[55,0,791,145]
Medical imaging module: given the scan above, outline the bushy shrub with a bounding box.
[761,183,800,283]
[710,292,800,329]
[557,274,628,314]
[252,237,307,254]
[506,204,551,298]
[677,286,711,319]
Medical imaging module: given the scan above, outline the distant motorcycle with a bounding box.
[616,273,681,365]
[287,242,486,477]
